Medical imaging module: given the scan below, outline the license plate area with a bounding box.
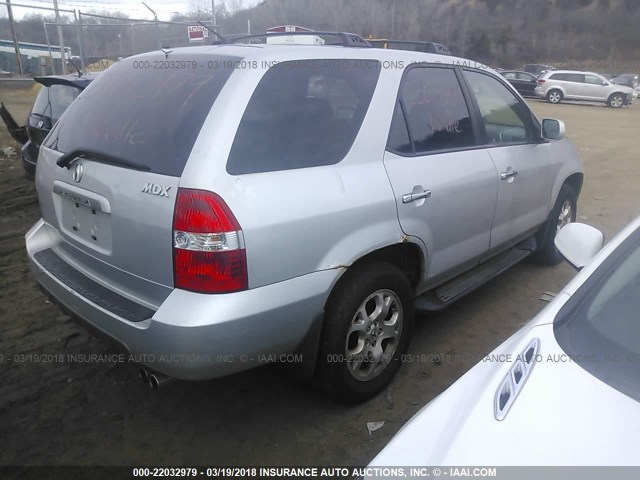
[53,182,112,254]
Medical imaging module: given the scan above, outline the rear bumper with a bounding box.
[26,219,338,380]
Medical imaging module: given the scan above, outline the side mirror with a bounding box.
[541,118,565,140]
[554,223,605,270]
[602,81,609,86]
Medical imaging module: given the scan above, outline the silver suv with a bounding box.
[26,34,584,402]
[535,70,634,108]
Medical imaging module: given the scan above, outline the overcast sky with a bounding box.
[7,0,259,21]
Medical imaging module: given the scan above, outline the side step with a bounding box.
[415,240,535,312]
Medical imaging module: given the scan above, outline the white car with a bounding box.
[535,70,635,108]
[370,217,640,466]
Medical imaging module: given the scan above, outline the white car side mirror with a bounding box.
[555,223,605,270]
[541,119,565,140]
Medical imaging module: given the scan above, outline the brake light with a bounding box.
[537,79,546,84]
[173,188,248,293]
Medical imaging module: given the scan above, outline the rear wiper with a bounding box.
[56,149,151,171]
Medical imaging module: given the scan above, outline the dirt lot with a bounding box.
[1,84,639,467]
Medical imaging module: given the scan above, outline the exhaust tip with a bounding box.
[149,374,160,390]
[139,368,149,385]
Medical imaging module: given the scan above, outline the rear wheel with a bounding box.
[534,184,577,266]
[319,262,414,403]
[547,89,563,104]
[608,93,625,108]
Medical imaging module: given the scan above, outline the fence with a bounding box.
[0,1,228,76]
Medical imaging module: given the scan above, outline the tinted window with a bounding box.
[45,54,238,177]
[464,70,536,145]
[32,84,80,124]
[585,75,604,85]
[386,101,412,154]
[227,59,381,175]
[516,72,535,81]
[503,72,516,80]
[551,73,585,83]
[398,67,475,154]
[555,229,640,402]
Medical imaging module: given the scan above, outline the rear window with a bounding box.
[226,59,381,175]
[44,54,238,177]
[32,84,80,124]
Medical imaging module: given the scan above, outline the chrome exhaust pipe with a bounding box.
[149,372,174,389]
[139,367,150,385]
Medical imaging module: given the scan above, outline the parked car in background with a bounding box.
[523,63,555,77]
[500,70,538,97]
[26,36,584,402]
[369,217,640,466]
[610,73,639,89]
[0,72,96,178]
[535,70,634,108]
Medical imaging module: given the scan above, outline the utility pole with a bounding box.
[52,0,67,74]
[212,0,216,27]
[142,2,161,49]
[6,0,24,75]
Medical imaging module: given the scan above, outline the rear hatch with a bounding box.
[36,52,238,307]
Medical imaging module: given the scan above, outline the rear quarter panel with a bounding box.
[180,50,407,289]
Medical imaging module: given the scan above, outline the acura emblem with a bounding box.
[73,163,84,183]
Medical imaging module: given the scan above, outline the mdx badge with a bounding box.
[142,183,171,197]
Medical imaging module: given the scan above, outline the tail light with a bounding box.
[173,188,247,293]
[537,79,546,84]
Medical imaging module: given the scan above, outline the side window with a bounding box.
[395,67,475,154]
[585,75,603,85]
[503,72,516,80]
[386,101,412,154]
[464,70,536,145]
[227,59,381,175]
[517,73,534,81]
[567,74,585,83]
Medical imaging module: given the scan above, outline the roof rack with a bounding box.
[222,31,372,48]
[369,39,451,56]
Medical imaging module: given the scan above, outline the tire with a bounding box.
[608,93,625,108]
[319,261,414,403]
[534,184,578,266]
[546,89,563,104]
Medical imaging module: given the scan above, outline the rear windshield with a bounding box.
[227,59,381,175]
[32,84,81,124]
[44,53,238,177]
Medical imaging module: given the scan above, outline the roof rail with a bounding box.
[369,39,451,56]
[224,31,372,48]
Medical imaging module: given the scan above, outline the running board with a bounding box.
[415,240,535,312]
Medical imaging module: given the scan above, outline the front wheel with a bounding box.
[608,93,625,108]
[319,262,414,403]
[534,184,578,266]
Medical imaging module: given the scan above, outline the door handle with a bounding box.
[402,189,432,204]
[500,170,518,180]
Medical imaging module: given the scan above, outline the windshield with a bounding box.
[31,84,81,124]
[554,227,640,402]
[44,53,239,177]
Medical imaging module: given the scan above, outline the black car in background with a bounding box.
[610,73,639,89]
[0,73,96,178]
[523,63,555,76]
[500,70,538,97]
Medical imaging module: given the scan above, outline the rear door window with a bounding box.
[44,54,238,177]
[392,66,475,155]
[226,59,381,175]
